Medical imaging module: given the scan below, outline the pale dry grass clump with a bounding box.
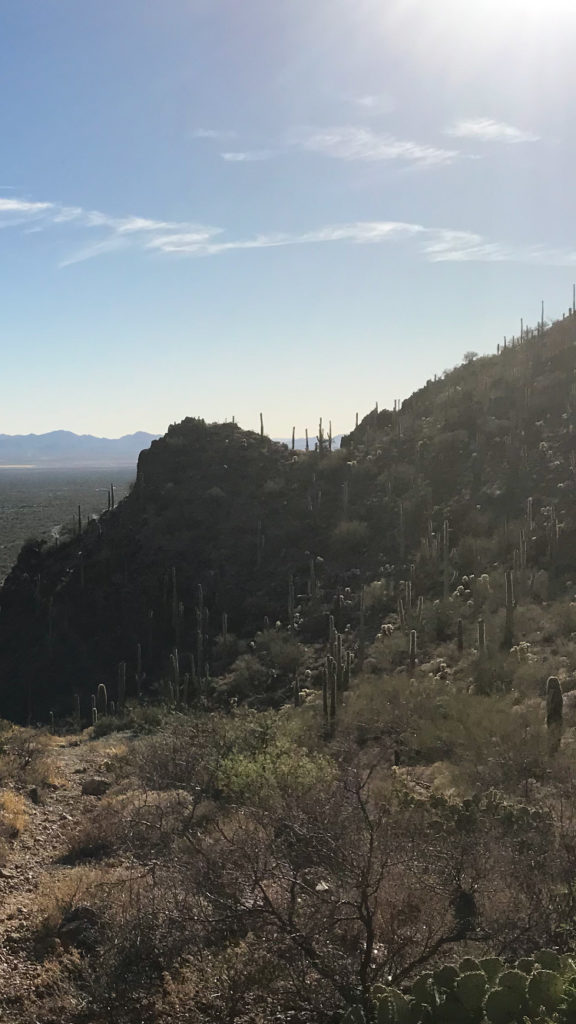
[0,789,29,838]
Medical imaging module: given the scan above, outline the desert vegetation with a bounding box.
[1,314,576,1020]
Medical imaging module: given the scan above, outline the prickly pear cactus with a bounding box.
[433,965,459,992]
[498,970,528,997]
[375,988,413,1024]
[535,951,563,974]
[343,950,576,1024]
[484,984,524,1024]
[455,971,488,1013]
[480,958,504,985]
[341,1008,366,1024]
[411,972,436,1009]
[527,969,564,1013]
[459,958,482,975]
[516,958,536,975]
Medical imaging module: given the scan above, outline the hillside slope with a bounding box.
[0,316,575,722]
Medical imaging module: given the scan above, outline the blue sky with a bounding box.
[2,0,576,438]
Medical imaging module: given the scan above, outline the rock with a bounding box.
[81,777,111,797]
[28,786,41,805]
[0,868,13,879]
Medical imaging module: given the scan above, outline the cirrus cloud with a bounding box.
[0,191,574,270]
[445,118,540,144]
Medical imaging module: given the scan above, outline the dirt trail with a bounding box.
[0,733,124,1020]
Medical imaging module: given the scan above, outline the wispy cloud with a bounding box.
[0,198,53,214]
[192,128,236,141]
[147,220,423,256]
[445,118,539,144]
[352,94,396,116]
[221,150,275,162]
[292,126,458,167]
[2,191,576,269]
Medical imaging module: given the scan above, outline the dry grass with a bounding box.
[63,788,198,864]
[0,789,29,838]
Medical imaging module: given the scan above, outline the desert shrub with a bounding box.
[63,788,199,864]
[0,727,54,788]
[472,648,517,694]
[254,628,305,676]
[216,653,269,701]
[92,705,164,739]
[217,737,335,807]
[210,632,244,673]
[341,673,549,794]
[331,519,370,557]
[120,709,280,796]
[363,578,394,616]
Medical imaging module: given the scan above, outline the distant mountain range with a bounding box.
[0,430,160,467]
[274,435,343,450]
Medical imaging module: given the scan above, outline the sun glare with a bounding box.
[370,0,576,75]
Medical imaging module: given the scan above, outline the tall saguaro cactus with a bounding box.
[288,575,295,632]
[96,683,108,717]
[442,519,450,600]
[546,676,563,755]
[477,618,486,654]
[117,661,126,710]
[409,630,417,673]
[503,569,515,648]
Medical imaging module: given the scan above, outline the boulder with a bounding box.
[81,777,111,797]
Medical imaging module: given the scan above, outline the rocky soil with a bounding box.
[0,732,127,1023]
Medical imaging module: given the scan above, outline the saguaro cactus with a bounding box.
[117,661,126,710]
[477,618,486,654]
[546,676,563,755]
[170,647,180,704]
[503,569,515,648]
[288,576,295,631]
[135,642,144,699]
[96,683,108,717]
[73,693,81,731]
[457,618,464,653]
[409,630,417,673]
[196,584,204,679]
[442,519,450,600]
[358,586,365,668]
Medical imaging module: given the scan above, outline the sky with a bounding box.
[2,0,576,438]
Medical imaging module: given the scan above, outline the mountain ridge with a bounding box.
[0,430,159,466]
[1,311,576,720]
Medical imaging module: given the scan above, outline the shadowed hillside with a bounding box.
[0,315,575,722]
